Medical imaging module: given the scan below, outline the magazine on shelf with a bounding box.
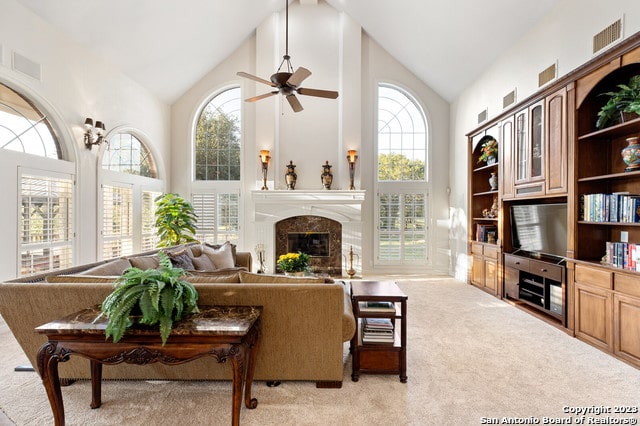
[358,301,395,313]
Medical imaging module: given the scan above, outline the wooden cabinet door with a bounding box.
[471,254,484,287]
[575,283,613,352]
[545,87,568,195]
[504,266,519,299]
[514,101,546,197]
[613,293,640,366]
[484,258,498,294]
[500,117,514,199]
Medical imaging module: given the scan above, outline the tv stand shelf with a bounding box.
[504,253,566,325]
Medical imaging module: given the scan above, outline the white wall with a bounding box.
[171,0,451,275]
[449,0,640,280]
[0,0,170,281]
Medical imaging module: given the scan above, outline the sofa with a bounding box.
[0,243,356,388]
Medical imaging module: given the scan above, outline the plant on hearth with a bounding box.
[276,252,310,273]
[98,251,199,345]
[154,193,199,247]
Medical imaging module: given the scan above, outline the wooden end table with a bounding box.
[350,280,407,383]
[35,305,262,426]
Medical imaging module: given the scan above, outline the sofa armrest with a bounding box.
[235,252,252,271]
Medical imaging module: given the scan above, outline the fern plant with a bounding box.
[99,252,199,345]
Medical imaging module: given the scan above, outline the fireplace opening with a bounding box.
[287,232,330,257]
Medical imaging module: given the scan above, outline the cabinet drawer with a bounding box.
[530,260,563,281]
[614,273,640,298]
[484,246,499,260]
[575,264,612,289]
[504,255,529,271]
[471,242,483,255]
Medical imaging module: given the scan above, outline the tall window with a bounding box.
[0,83,61,159]
[101,132,161,259]
[20,173,74,275]
[193,87,242,245]
[376,84,428,265]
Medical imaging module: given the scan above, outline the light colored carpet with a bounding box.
[1,276,639,425]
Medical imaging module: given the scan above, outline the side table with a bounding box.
[350,280,407,383]
[36,305,262,426]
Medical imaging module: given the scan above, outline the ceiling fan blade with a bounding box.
[245,91,278,102]
[297,87,339,99]
[237,71,276,87]
[286,94,304,112]
[286,67,312,88]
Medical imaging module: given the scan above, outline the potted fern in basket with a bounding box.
[99,252,199,345]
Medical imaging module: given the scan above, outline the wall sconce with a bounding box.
[83,118,106,150]
[259,150,271,190]
[347,149,358,190]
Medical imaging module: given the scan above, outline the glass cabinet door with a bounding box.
[530,103,543,180]
[515,109,528,182]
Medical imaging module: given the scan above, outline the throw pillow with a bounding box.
[205,242,237,265]
[166,249,195,270]
[202,242,235,269]
[78,258,132,276]
[129,255,160,270]
[191,253,216,271]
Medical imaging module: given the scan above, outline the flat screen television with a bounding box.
[510,203,568,259]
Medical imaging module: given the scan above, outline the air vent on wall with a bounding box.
[477,108,488,125]
[503,89,517,109]
[12,51,41,81]
[538,63,557,87]
[593,18,622,54]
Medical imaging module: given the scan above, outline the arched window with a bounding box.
[194,87,241,181]
[191,87,241,245]
[102,132,156,178]
[100,132,162,259]
[376,84,429,265]
[0,83,61,158]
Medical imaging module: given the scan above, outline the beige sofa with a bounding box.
[0,244,356,387]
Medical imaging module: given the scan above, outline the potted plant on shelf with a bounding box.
[596,75,640,129]
[477,137,498,165]
[98,252,199,345]
[276,252,310,276]
[154,193,199,247]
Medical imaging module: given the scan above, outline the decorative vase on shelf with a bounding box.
[285,160,297,190]
[321,161,333,189]
[489,172,498,191]
[621,136,640,172]
[486,155,497,166]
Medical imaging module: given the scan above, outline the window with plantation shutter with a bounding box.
[376,84,429,265]
[19,173,74,276]
[192,192,239,244]
[141,190,161,251]
[102,185,133,259]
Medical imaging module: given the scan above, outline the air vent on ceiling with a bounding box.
[503,89,517,109]
[12,51,41,81]
[538,63,557,87]
[477,108,488,125]
[593,18,622,54]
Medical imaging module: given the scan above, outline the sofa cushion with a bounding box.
[184,273,241,284]
[77,258,132,276]
[191,253,216,271]
[238,271,326,284]
[202,242,235,269]
[45,275,121,283]
[129,254,160,270]
[204,242,237,265]
[166,248,195,270]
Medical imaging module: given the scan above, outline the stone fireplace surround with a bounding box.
[251,190,365,276]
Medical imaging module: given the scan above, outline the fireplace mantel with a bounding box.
[251,190,365,223]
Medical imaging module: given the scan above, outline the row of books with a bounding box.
[580,193,640,223]
[475,224,497,243]
[604,242,640,271]
[361,317,395,345]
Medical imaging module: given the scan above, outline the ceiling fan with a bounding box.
[236,0,339,112]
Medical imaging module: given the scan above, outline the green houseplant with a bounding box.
[596,75,640,129]
[477,137,498,164]
[154,193,199,247]
[99,252,199,345]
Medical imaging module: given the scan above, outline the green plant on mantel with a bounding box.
[596,75,640,129]
[154,193,199,247]
[99,251,199,345]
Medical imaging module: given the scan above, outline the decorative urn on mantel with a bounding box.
[321,161,333,190]
[285,160,297,190]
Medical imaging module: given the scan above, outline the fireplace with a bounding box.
[275,216,341,275]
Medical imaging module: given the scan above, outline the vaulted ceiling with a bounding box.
[15,0,561,103]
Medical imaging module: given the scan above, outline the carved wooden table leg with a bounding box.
[230,344,246,426]
[37,342,66,426]
[243,322,260,410]
[90,360,102,409]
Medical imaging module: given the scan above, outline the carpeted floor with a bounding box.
[1,276,639,425]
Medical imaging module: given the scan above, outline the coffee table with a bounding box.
[36,305,262,426]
